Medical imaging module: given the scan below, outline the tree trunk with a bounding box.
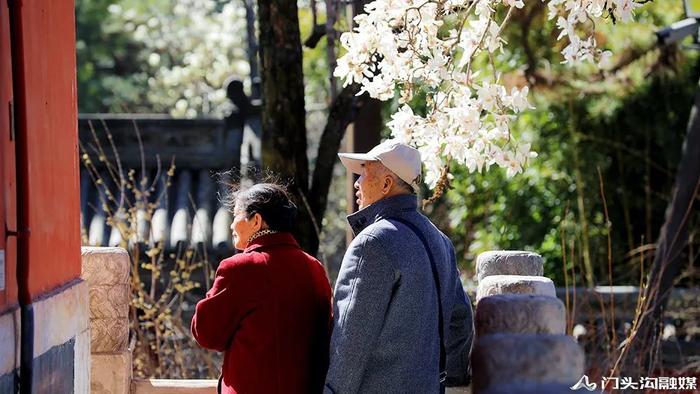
[621,77,700,375]
[257,0,315,252]
[243,0,261,101]
[308,85,374,226]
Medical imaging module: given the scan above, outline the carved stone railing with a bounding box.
[81,247,132,393]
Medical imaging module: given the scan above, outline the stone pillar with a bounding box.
[81,247,132,394]
[471,251,585,394]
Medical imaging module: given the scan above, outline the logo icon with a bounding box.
[570,375,598,391]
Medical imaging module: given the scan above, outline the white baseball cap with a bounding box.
[338,139,422,191]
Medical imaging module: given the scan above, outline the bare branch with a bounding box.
[304,24,328,48]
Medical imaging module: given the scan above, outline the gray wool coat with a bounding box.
[324,194,474,394]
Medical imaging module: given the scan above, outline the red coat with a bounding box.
[191,232,332,394]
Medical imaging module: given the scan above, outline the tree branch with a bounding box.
[519,2,544,84]
[304,24,327,48]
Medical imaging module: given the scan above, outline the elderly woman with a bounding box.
[191,183,332,394]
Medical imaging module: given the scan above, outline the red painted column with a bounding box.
[8,1,85,390]
[0,0,18,313]
[11,0,81,300]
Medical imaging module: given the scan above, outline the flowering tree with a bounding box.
[106,0,250,117]
[334,0,643,192]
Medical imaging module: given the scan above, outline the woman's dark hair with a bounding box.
[221,182,298,233]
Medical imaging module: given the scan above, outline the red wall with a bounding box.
[12,0,81,300]
[0,0,18,313]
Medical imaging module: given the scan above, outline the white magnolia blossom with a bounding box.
[335,0,640,188]
[548,0,642,65]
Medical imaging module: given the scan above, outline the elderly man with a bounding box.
[324,139,474,394]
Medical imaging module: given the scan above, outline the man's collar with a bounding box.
[347,194,418,236]
[243,232,299,253]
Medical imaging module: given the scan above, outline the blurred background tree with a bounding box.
[76,0,249,116]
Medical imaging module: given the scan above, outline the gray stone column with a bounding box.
[471,251,585,394]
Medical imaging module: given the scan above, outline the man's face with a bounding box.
[354,161,387,210]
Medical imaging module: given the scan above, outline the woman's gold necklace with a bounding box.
[245,229,278,248]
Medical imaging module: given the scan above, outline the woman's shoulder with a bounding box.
[300,251,326,271]
[217,251,269,273]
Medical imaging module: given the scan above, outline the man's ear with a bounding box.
[382,174,394,194]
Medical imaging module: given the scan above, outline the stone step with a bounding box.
[475,294,566,336]
[471,333,584,393]
[476,251,543,282]
[476,275,555,302]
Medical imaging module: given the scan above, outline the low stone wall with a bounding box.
[82,247,132,394]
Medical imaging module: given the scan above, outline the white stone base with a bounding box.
[476,275,555,302]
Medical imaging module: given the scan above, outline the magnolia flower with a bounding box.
[503,0,525,9]
[561,37,580,64]
[334,55,365,87]
[508,86,533,112]
[465,150,486,173]
[586,0,607,16]
[387,105,418,143]
[598,50,613,69]
[457,32,480,68]
[446,104,480,135]
[474,0,493,17]
[612,0,642,23]
[547,0,563,20]
[419,140,445,188]
[443,135,469,163]
[477,83,505,112]
[505,159,522,178]
[556,16,574,40]
[485,20,504,53]
[358,72,395,100]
